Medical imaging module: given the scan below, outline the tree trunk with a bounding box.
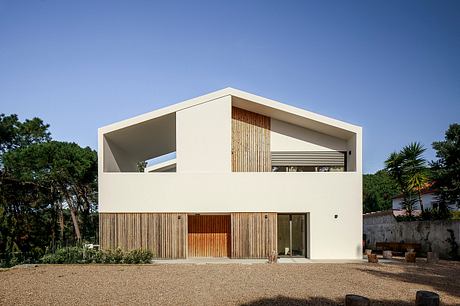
[58,202,65,243]
[64,191,81,241]
[69,206,81,241]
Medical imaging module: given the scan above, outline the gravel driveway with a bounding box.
[1,260,459,305]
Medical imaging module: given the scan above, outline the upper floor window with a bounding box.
[271,151,347,172]
[272,165,344,172]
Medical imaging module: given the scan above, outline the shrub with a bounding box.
[102,248,124,264]
[41,246,86,264]
[40,247,153,264]
[124,249,153,264]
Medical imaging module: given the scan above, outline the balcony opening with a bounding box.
[144,152,176,173]
[103,113,176,173]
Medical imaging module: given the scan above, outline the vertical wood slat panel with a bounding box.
[232,107,271,172]
[231,213,277,259]
[99,213,186,259]
[187,215,231,257]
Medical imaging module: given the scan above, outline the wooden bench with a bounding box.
[375,242,421,255]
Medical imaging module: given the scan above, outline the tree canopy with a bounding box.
[431,123,460,209]
[363,170,399,213]
[384,142,428,215]
[0,114,97,262]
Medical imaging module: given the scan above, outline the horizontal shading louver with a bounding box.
[271,151,345,166]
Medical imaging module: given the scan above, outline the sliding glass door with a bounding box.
[277,214,306,257]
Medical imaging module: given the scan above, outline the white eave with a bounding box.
[98,87,361,139]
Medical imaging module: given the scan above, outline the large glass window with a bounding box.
[277,214,307,257]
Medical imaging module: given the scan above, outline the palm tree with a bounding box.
[385,152,405,188]
[401,142,428,212]
[385,143,428,214]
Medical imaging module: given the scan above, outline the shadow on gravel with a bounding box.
[357,262,460,298]
[240,295,413,306]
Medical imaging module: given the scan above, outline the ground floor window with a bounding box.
[277,214,307,257]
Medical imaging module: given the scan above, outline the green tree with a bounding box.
[0,114,53,256]
[0,114,50,155]
[385,142,428,215]
[3,141,97,241]
[363,170,399,213]
[431,123,460,211]
[0,114,98,264]
[402,142,428,212]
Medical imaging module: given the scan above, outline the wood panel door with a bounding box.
[188,215,231,257]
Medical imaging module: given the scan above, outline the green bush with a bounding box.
[124,249,153,264]
[40,247,153,264]
[41,246,87,264]
[101,248,124,264]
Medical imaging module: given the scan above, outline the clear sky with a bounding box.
[0,0,458,173]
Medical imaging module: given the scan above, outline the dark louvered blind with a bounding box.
[271,151,345,166]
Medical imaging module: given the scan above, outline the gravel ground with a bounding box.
[1,260,459,305]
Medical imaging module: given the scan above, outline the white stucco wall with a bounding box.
[176,96,232,173]
[271,119,348,152]
[346,132,361,172]
[392,193,438,211]
[99,172,363,260]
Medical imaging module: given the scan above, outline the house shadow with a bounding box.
[356,261,460,299]
[240,295,413,306]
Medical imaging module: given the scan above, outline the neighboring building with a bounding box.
[392,190,437,213]
[98,88,362,260]
[392,186,459,215]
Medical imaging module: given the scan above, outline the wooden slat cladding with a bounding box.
[231,213,277,258]
[232,107,271,172]
[188,215,231,257]
[99,213,187,259]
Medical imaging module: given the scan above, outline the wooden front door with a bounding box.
[187,215,231,257]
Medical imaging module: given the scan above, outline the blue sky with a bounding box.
[0,0,458,173]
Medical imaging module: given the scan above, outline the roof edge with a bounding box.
[99,88,233,134]
[99,87,361,135]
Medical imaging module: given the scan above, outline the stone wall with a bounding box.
[363,211,460,258]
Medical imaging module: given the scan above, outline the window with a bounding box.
[271,151,346,172]
[272,166,344,172]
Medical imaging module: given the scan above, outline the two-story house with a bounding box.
[98,88,362,260]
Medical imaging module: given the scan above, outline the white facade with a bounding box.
[98,88,363,260]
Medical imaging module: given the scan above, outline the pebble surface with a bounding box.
[0,260,459,305]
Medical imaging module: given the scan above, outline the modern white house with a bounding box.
[98,88,363,260]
